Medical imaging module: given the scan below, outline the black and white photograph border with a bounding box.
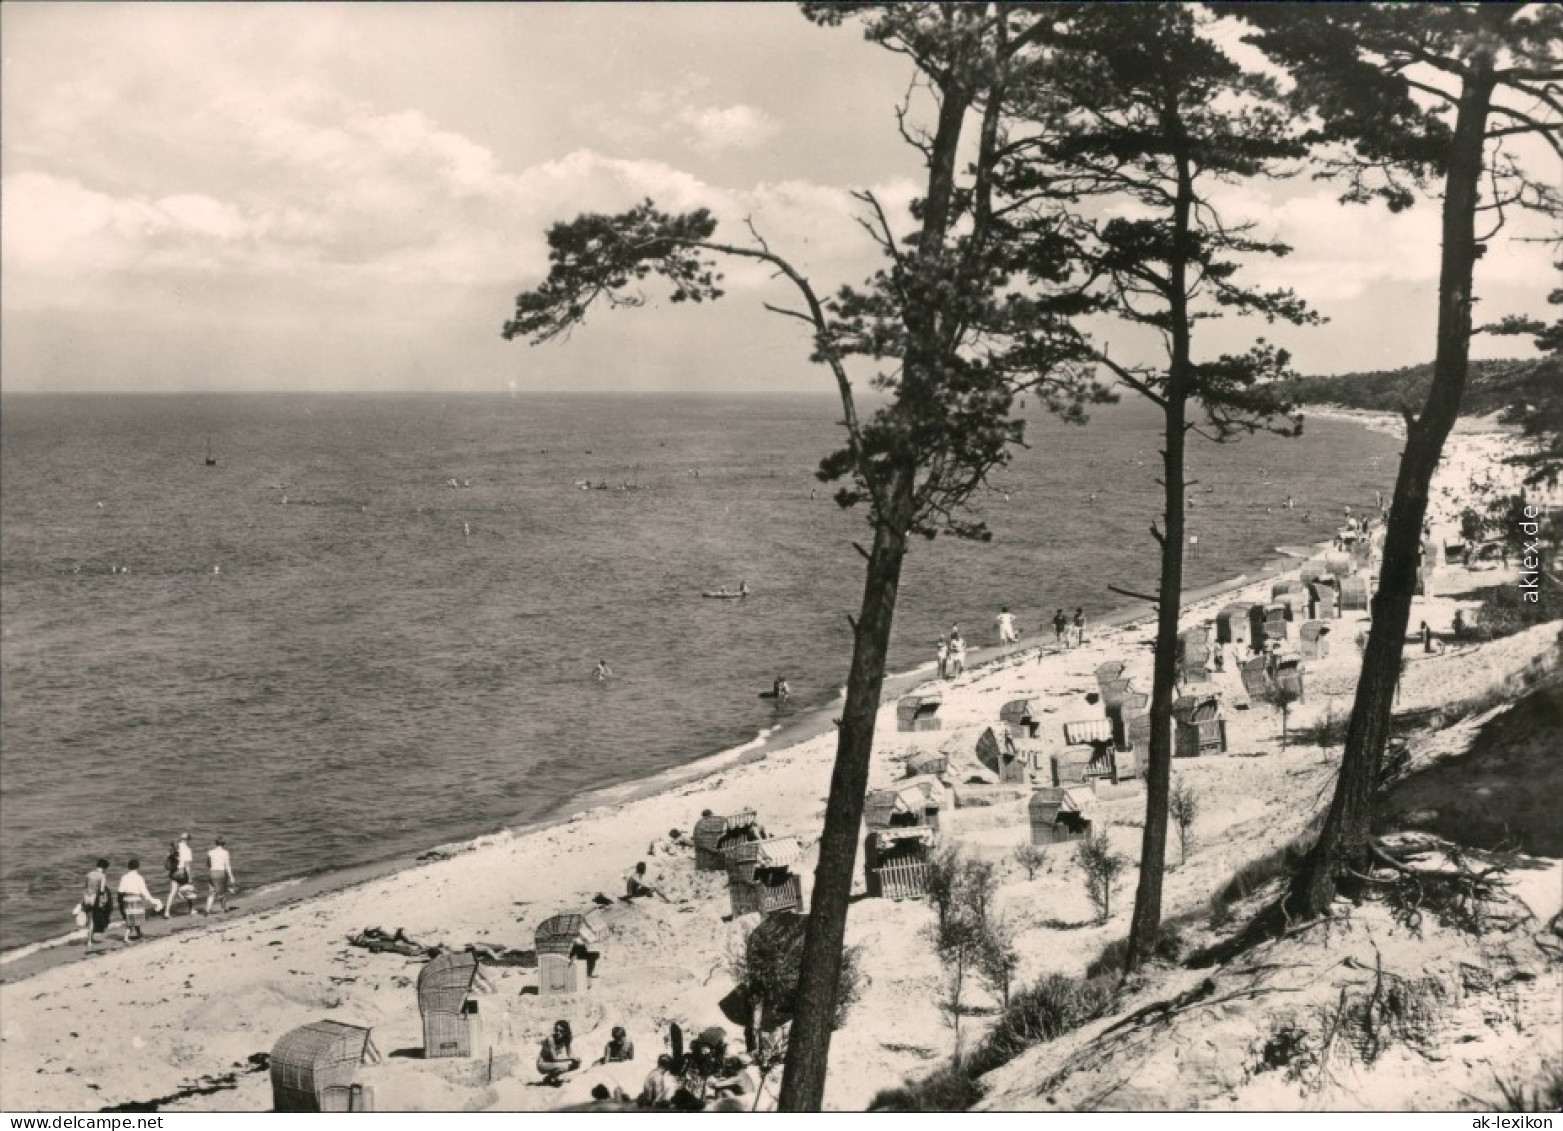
[1,2,1560,1116]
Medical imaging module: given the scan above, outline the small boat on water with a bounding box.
[703,581,751,600]
[205,437,217,467]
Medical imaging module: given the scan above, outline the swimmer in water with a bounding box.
[463,522,471,537]
[772,675,791,702]
[594,660,612,681]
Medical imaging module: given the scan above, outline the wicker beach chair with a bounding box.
[864,826,935,899]
[270,1021,380,1112]
[1339,575,1370,611]
[1108,690,1149,750]
[1239,654,1273,699]
[999,698,1041,738]
[1216,603,1251,647]
[692,811,760,871]
[1173,695,1227,757]
[1028,787,1094,847]
[865,781,940,831]
[417,951,482,1059]
[727,837,805,918]
[904,751,949,780]
[1299,621,1331,659]
[1274,655,1306,700]
[534,912,600,997]
[896,694,944,732]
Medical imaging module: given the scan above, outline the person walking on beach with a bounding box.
[935,637,948,680]
[1072,608,1087,647]
[163,837,195,918]
[1052,608,1068,648]
[83,858,114,953]
[116,858,158,942]
[948,628,966,678]
[205,836,236,916]
[995,607,1018,647]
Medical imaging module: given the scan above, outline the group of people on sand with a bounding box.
[78,833,237,953]
[935,604,1089,677]
[537,1019,761,1110]
[1053,607,1087,649]
[934,626,966,679]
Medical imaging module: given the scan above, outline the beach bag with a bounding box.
[72,903,87,928]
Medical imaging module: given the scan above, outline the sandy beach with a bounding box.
[2,413,1557,1114]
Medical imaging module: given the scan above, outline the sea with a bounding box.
[0,392,1401,953]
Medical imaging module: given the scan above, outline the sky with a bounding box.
[1,3,1557,396]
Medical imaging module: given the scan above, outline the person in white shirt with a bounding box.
[83,859,114,952]
[116,859,159,941]
[205,837,237,915]
[164,834,196,918]
[995,607,1018,646]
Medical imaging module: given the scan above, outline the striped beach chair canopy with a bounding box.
[865,783,937,829]
[1063,718,1115,746]
[905,751,948,778]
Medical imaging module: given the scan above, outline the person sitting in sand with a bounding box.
[599,1026,636,1064]
[625,861,666,902]
[637,1054,678,1108]
[538,1020,582,1086]
[709,1053,761,1101]
[570,938,602,979]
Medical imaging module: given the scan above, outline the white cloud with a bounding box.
[677,104,780,154]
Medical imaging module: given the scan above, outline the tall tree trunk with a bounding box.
[1287,46,1499,921]
[777,477,912,1111]
[1126,391,1187,967]
[1125,128,1195,972]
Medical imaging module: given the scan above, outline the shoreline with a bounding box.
[0,534,1322,984]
